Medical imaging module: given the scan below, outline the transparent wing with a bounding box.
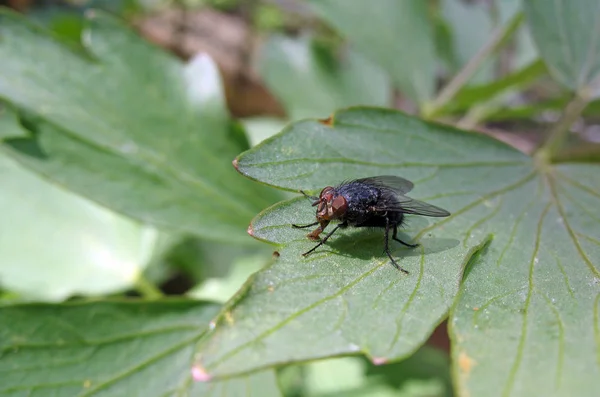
[354,175,414,194]
[375,195,451,217]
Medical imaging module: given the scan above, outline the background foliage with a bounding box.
[0,0,599,396]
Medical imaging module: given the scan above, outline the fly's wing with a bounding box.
[375,195,451,217]
[354,175,414,194]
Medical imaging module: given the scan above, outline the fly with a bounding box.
[292,175,451,274]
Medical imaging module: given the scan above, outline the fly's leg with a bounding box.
[299,190,318,201]
[292,222,319,229]
[385,219,409,274]
[392,224,419,248]
[302,223,343,257]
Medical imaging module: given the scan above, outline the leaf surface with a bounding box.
[258,35,391,120]
[307,0,435,104]
[0,301,281,396]
[0,10,277,242]
[524,0,600,90]
[0,153,163,300]
[196,107,599,396]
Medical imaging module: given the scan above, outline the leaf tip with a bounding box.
[191,364,212,382]
[371,357,388,365]
[247,223,254,236]
[232,157,239,170]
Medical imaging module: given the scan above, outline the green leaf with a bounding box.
[0,152,164,301]
[258,35,391,120]
[448,60,547,113]
[188,254,268,303]
[0,10,277,242]
[197,107,599,396]
[524,0,600,90]
[0,106,28,140]
[290,347,451,397]
[242,117,288,147]
[307,0,435,104]
[0,300,281,396]
[441,0,495,84]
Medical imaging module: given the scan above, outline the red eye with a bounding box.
[319,186,334,200]
[330,195,347,216]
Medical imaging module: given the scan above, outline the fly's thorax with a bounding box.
[337,182,381,212]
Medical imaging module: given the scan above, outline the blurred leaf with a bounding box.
[196,107,599,397]
[0,107,28,140]
[277,346,450,397]
[484,97,567,121]
[365,347,452,397]
[254,3,286,31]
[308,0,435,104]
[258,35,391,120]
[194,368,282,397]
[188,254,268,303]
[0,300,281,396]
[432,9,458,74]
[514,24,539,70]
[0,10,278,243]
[0,152,164,301]
[304,357,367,395]
[441,0,495,84]
[524,0,600,91]
[442,60,547,114]
[242,117,288,147]
[485,96,600,122]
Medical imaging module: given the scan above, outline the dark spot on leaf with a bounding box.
[458,351,475,376]
[272,251,280,258]
[319,115,334,126]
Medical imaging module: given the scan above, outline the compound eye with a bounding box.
[320,186,334,199]
[331,195,347,211]
[330,195,347,217]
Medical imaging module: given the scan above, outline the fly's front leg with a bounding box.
[292,221,319,229]
[306,220,330,241]
[302,221,345,257]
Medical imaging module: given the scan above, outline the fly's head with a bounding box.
[313,186,347,222]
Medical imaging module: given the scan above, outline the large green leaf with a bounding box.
[441,0,495,84]
[307,0,435,104]
[0,301,281,396]
[0,152,164,301]
[195,108,599,396]
[285,348,452,397]
[258,35,391,120]
[0,106,27,140]
[0,10,277,242]
[524,0,600,90]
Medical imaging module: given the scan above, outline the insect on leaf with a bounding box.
[196,107,599,397]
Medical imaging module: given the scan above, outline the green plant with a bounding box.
[0,0,599,396]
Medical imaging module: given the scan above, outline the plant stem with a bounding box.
[537,87,593,159]
[422,12,523,119]
[135,275,164,300]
